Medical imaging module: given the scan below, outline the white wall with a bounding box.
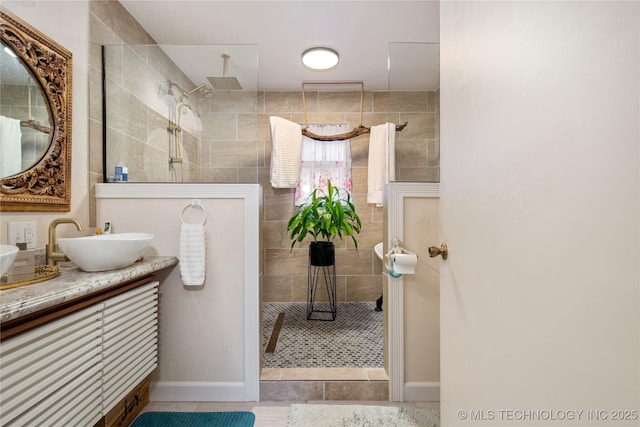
[1,1,90,240]
[403,197,439,398]
[440,1,639,425]
[96,183,261,401]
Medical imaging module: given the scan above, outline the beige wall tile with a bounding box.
[88,119,103,177]
[237,167,258,182]
[147,109,171,151]
[263,275,293,302]
[264,192,296,221]
[348,221,383,250]
[206,91,257,113]
[197,167,238,182]
[335,249,372,276]
[396,139,427,168]
[266,249,308,276]
[201,113,237,140]
[346,275,382,301]
[281,368,368,381]
[209,140,258,168]
[324,381,389,401]
[260,381,323,401]
[388,91,428,112]
[238,113,258,140]
[263,221,290,249]
[317,91,372,113]
[264,91,309,113]
[399,112,435,140]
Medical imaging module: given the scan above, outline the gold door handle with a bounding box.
[428,243,448,260]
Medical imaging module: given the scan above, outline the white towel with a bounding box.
[269,116,303,188]
[367,123,396,206]
[0,115,22,177]
[179,223,206,286]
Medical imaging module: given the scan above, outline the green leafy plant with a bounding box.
[287,180,362,250]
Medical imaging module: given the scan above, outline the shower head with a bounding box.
[207,54,243,91]
[168,80,216,102]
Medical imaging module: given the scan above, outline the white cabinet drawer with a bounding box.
[0,304,104,426]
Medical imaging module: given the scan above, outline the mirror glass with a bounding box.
[0,40,52,178]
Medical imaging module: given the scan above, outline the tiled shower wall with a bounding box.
[259,90,438,302]
[88,2,439,303]
[88,0,200,224]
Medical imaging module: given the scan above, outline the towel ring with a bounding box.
[181,200,207,225]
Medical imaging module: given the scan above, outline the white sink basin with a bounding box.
[374,242,384,261]
[0,245,19,276]
[57,233,153,272]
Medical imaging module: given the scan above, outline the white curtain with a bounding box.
[294,123,352,206]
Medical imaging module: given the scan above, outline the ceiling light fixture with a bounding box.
[302,47,339,71]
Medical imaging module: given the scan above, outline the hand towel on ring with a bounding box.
[179,222,206,287]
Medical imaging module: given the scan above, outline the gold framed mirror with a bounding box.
[0,9,72,212]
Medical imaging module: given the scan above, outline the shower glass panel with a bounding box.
[388,42,440,182]
[102,44,258,183]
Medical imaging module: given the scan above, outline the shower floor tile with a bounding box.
[262,302,383,369]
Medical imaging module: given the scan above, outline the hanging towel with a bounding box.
[367,122,396,206]
[0,115,22,177]
[179,223,206,286]
[269,116,303,188]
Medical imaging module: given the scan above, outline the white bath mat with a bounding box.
[286,404,440,427]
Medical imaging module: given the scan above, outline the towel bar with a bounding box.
[180,200,207,225]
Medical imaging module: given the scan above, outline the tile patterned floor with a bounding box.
[262,302,383,369]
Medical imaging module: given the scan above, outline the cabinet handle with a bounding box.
[120,393,140,423]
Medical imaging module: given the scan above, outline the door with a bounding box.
[440,2,639,426]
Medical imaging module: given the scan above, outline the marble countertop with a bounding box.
[0,256,178,323]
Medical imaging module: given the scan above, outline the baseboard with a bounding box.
[404,382,440,402]
[150,381,248,401]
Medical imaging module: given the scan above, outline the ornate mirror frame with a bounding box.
[0,9,72,212]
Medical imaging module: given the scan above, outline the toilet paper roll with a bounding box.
[391,253,417,274]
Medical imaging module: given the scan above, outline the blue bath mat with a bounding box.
[131,411,255,427]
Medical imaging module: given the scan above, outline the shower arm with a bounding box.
[168,81,209,104]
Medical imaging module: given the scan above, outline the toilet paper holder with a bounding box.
[384,239,418,278]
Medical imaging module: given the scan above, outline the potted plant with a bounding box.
[286,180,362,266]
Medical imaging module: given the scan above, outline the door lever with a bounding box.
[428,243,448,260]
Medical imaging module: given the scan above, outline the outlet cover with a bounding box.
[7,221,37,249]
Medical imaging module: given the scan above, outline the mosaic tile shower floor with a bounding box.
[262,302,383,369]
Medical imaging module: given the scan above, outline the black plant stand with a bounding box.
[307,242,337,321]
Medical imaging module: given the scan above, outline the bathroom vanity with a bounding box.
[0,256,177,427]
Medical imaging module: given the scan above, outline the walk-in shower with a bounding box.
[101,44,257,184]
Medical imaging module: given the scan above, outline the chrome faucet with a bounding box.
[46,218,84,266]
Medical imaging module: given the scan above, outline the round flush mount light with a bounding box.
[302,47,339,70]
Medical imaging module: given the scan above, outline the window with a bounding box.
[294,123,352,206]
